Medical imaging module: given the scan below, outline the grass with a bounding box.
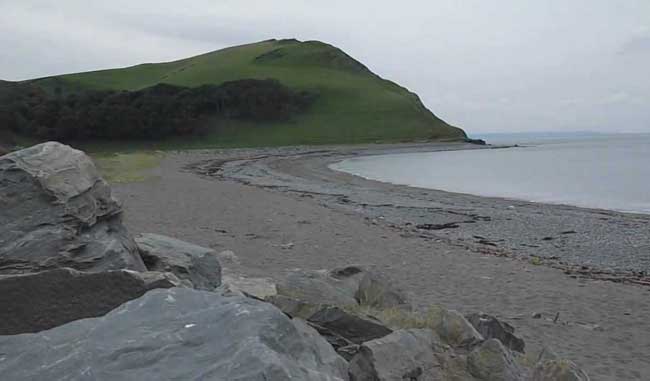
[24,39,465,149]
[93,152,162,184]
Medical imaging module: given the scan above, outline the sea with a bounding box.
[331,133,650,214]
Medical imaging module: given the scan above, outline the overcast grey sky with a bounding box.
[1,1,648,134]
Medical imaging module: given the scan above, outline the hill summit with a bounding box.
[0,39,465,148]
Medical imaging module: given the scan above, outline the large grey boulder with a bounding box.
[0,267,179,335]
[466,313,525,353]
[468,339,524,381]
[0,142,145,274]
[0,288,349,381]
[348,329,446,381]
[135,233,221,290]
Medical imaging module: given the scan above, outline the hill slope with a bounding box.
[5,39,465,148]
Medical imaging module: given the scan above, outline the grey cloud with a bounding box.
[0,0,648,133]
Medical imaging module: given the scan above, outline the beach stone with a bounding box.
[0,267,179,335]
[466,313,525,353]
[0,288,349,381]
[135,233,221,290]
[276,265,411,311]
[0,142,145,275]
[532,359,589,381]
[348,328,445,381]
[468,339,524,381]
[331,265,411,310]
[221,272,277,299]
[429,305,484,348]
[267,294,325,319]
[277,268,359,306]
[308,306,393,348]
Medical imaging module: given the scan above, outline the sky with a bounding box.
[1,0,649,134]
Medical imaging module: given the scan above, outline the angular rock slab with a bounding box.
[308,306,393,347]
[0,142,145,274]
[332,265,411,310]
[466,313,525,353]
[468,339,524,381]
[0,288,349,381]
[429,306,484,348]
[135,233,221,290]
[277,268,359,307]
[349,329,446,381]
[0,268,179,335]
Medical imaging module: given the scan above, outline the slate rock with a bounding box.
[429,305,484,348]
[468,339,524,381]
[0,267,179,335]
[466,313,525,353]
[331,265,411,310]
[135,233,221,290]
[308,306,393,347]
[267,294,325,319]
[276,265,411,311]
[532,359,590,381]
[0,142,145,274]
[277,268,359,307]
[0,288,349,381]
[349,328,446,381]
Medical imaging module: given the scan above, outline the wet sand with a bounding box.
[114,143,650,380]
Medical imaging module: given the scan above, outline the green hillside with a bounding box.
[5,39,465,148]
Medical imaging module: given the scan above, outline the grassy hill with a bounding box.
[4,39,465,148]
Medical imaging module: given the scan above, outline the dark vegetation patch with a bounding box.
[0,79,316,141]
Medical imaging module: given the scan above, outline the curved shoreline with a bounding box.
[190,143,650,277]
[329,149,650,216]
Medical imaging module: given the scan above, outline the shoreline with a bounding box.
[329,159,650,218]
[113,142,650,380]
[188,143,650,279]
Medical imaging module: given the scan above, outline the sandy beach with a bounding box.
[113,143,650,380]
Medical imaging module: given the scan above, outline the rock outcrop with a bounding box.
[0,268,179,335]
[135,233,222,290]
[0,142,145,275]
[0,288,349,381]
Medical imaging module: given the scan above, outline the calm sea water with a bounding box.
[332,134,650,214]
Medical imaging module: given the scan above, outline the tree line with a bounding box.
[0,79,315,141]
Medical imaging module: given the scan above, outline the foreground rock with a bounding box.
[466,313,525,353]
[276,265,411,310]
[349,329,446,381]
[135,233,221,290]
[429,305,484,348]
[0,142,145,275]
[0,268,179,335]
[532,359,590,381]
[468,339,524,381]
[0,288,349,381]
[308,306,393,350]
